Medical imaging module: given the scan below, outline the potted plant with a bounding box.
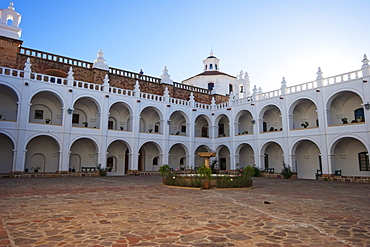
[120,126,124,130]
[242,130,248,134]
[356,116,363,122]
[341,117,348,124]
[148,128,153,133]
[281,162,293,179]
[301,121,309,128]
[0,114,2,119]
[31,166,41,173]
[269,127,274,132]
[83,122,88,127]
[45,118,51,124]
[198,164,212,189]
[71,166,75,172]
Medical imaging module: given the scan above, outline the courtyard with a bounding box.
[0,176,369,247]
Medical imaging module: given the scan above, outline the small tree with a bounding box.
[281,162,293,179]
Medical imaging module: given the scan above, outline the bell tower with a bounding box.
[203,50,220,71]
[0,2,22,39]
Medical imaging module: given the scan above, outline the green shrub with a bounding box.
[281,163,293,179]
[253,167,260,177]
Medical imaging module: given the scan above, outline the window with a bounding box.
[72,114,79,124]
[240,86,244,93]
[215,64,217,70]
[34,110,43,119]
[218,123,224,136]
[201,126,208,137]
[208,82,214,91]
[358,152,369,171]
[209,64,213,70]
[229,84,233,93]
[153,157,158,166]
[108,120,114,129]
[181,125,186,133]
[205,65,207,70]
[263,122,267,132]
[154,125,159,133]
[354,108,365,122]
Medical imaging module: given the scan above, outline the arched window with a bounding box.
[240,86,244,93]
[201,126,208,137]
[358,152,369,171]
[205,65,207,70]
[6,19,13,26]
[153,157,158,166]
[208,82,214,91]
[229,84,233,94]
[215,64,218,70]
[209,64,213,70]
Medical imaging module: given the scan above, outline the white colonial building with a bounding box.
[0,3,369,181]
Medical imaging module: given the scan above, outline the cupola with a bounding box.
[203,50,220,71]
[0,2,22,39]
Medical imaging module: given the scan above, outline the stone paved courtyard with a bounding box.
[0,176,369,247]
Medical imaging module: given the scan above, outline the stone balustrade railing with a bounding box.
[170,98,190,106]
[19,47,92,69]
[324,70,361,85]
[73,80,103,91]
[109,86,135,97]
[109,67,161,84]
[0,67,23,78]
[173,82,212,94]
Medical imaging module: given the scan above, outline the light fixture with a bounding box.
[364,102,370,110]
[251,119,256,125]
[167,120,171,125]
[67,108,74,115]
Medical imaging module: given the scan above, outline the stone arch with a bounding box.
[168,143,189,169]
[259,104,283,132]
[0,83,19,121]
[194,114,211,138]
[235,143,255,168]
[139,106,163,133]
[106,139,132,175]
[25,135,60,173]
[69,137,99,172]
[326,90,364,125]
[169,110,189,136]
[288,98,318,129]
[138,141,163,171]
[291,139,322,179]
[234,110,254,135]
[72,96,102,128]
[0,132,15,173]
[260,141,284,171]
[29,90,64,125]
[215,145,231,170]
[108,101,133,131]
[214,114,230,137]
[329,136,369,176]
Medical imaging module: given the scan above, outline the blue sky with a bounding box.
[10,0,370,92]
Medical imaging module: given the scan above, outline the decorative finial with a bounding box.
[316,67,323,79]
[93,49,109,71]
[281,77,287,88]
[9,2,14,10]
[160,66,173,85]
[362,54,369,66]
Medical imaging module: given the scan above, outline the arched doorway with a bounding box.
[106,140,130,175]
[0,133,14,173]
[25,135,60,173]
[293,140,321,179]
[69,138,98,172]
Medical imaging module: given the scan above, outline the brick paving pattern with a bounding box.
[0,176,369,247]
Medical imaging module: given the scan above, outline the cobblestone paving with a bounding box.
[0,176,369,247]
